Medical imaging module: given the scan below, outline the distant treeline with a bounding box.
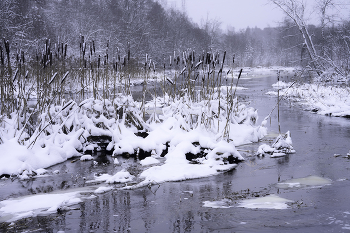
[1,0,350,69]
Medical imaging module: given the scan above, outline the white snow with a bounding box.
[0,191,82,222]
[270,81,350,117]
[256,131,295,156]
[0,76,272,222]
[35,168,48,175]
[80,155,93,161]
[88,170,134,184]
[140,157,160,166]
[238,194,293,210]
[0,85,267,181]
[113,158,120,165]
[94,186,113,194]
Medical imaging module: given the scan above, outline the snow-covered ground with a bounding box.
[0,81,267,182]
[268,81,350,117]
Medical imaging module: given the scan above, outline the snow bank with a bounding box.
[0,191,82,222]
[0,87,267,189]
[140,157,160,166]
[269,81,350,117]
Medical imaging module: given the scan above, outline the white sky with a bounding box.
[163,0,349,32]
[164,0,285,31]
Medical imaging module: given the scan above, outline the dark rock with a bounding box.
[135,131,149,138]
[94,154,110,164]
[138,148,152,160]
[225,155,244,164]
[0,174,11,179]
[87,135,112,143]
[160,142,170,157]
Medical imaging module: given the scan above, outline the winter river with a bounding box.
[1,71,350,232]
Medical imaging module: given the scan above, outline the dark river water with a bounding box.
[1,71,350,232]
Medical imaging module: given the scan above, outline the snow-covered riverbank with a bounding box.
[0,88,267,182]
[269,81,350,117]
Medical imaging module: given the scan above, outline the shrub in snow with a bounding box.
[0,81,267,178]
[256,131,295,157]
[272,131,294,152]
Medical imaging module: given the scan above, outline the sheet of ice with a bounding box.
[276,175,332,189]
[271,152,286,158]
[203,199,234,209]
[131,162,237,189]
[238,194,293,210]
[0,191,82,222]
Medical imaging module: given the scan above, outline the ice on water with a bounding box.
[238,194,293,210]
[276,175,332,189]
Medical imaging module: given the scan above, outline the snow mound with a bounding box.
[256,131,295,157]
[0,191,82,222]
[88,170,134,184]
[80,155,93,161]
[140,157,160,166]
[105,170,135,184]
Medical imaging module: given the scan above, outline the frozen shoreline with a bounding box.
[269,81,350,118]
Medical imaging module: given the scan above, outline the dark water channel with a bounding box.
[1,72,350,232]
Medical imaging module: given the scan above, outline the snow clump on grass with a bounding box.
[0,89,267,185]
[256,131,295,157]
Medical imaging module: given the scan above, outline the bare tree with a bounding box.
[271,0,350,76]
[271,0,324,74]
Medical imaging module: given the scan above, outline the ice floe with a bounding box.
[276,175,332,189]
[202,199,234,209]
[238,194,293,210]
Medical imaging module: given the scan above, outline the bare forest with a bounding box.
[0,0,349,70]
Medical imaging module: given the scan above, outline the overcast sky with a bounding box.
[164,0,349,32]
[165,0,285,31]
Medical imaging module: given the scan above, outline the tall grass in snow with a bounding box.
[0,37,252,148]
